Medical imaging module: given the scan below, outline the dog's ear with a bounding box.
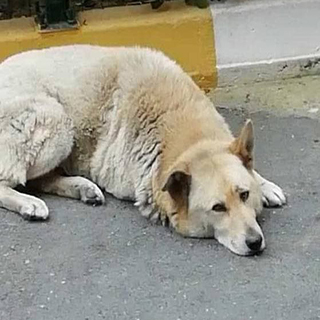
[162,165,191,205]
[229,119,254,170]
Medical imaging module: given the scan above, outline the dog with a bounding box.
[0,45,286,255]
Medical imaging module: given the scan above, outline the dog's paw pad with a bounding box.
[20,199,49,221]
[261,180,286,208]
[80,184,105,206]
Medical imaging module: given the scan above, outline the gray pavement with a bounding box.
[1,77,320,320]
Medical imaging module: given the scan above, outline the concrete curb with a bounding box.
[0,1,217,89]
[217,55,320,87]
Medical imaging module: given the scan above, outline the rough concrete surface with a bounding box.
[212,0,320,65]
[1,76,320,320]
[211,0,320,86]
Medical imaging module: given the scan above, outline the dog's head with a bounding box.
[162,120,264,256]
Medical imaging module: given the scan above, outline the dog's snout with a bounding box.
[246,235,262,252]
[245,228,263,253]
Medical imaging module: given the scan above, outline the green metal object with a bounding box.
[35,0,78,31]
[185,0,209,8]
[150,0,209,10]
[150,0,164,9]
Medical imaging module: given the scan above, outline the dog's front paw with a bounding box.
[20,198,49,221]
[80,183,105,206]
[261,180,286,208]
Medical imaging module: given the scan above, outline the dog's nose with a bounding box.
[245,234,263,252]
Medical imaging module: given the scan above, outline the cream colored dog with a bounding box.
[0,45,286,255]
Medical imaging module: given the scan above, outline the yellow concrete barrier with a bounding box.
[0,1,217,88]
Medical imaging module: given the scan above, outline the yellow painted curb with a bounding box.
[0,1,217,88]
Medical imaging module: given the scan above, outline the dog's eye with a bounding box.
[240,191,249,202]
[212,203,227,212]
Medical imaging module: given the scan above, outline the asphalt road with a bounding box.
[1,99,320,319]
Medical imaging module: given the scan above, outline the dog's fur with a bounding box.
[0,45,286,255]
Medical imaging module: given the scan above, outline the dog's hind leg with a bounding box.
[0,97,74,220]
[253,170,286,207]
[29,171,105,206]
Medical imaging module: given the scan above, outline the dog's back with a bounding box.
[0,45,187,174]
